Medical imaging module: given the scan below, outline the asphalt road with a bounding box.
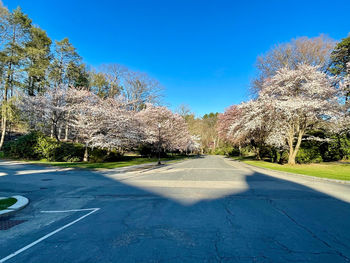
[0,156,350,263]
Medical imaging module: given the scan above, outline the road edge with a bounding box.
[223,157,350,185]
[0,195,29,218]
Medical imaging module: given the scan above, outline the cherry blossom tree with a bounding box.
[66,89,144,161]
[252,35,335,95]
[18,86,70,140]
[224,100,275,159]
[186,135,201,154]
[252,64,338,164]
[222,64,339,164]
[137,104,191,163]
[64,88,103,160]
[217,105,241,144]
[84,97,142,152]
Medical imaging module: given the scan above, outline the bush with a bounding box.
[321,134,350,161]
[53,143,84,162]
[228,147,240,156]
[34,134,60,161]
[3,132,85,162]
[3,131,42,159]
[213,148,225,155]
[296,148,322,164]
[89,148,108,163]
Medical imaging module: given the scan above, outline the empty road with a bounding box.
[0,156,350,262]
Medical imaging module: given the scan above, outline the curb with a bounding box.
[226,157,350,185]
[0,195,29,218]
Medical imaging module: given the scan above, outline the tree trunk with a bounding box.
[83,144,89,162]
[52,122,59,141]
[255,147,261,160]
[0,114,6,150]
[58,126,62,140]
[50,124,54,138]
[157,126,161,165]
[64,112,70,141]
[287,129,304,165]
[0,61,11,150]
[288,149,296,165]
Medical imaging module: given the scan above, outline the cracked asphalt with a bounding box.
[0,155,350,263]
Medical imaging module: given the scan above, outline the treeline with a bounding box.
[0,5,197,161]
[216,35,350,164]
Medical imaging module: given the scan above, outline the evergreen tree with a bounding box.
[0,7,31,149]
[329,35,350,76]
[24,26,52,95]
[49,37,81,86]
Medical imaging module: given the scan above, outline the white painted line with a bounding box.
[0,208,100,263]
[41,208,100,213]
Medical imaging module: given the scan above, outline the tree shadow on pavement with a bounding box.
[0,160,349,263]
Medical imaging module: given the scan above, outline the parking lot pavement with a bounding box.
[1,156,350,262]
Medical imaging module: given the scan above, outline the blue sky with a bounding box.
[4,0,350,116]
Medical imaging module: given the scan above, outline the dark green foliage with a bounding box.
[213,145,238,156]
[88,149,125,163]
[24,26,52,95]
[328,35,350,101]
[90,71,110,98]
[3,131,41,159]
[241,131,350,164]
[329,35,350,76]
[296,148,323,164]
[3,132,84,161]
[3,132,181,163]
[321,134,350,161]
[88,148,109,163]
[49,38,84,86]
[52,142,85,162]
[228,147,241,156]
[137,144,154,157]
[34,134,60,161]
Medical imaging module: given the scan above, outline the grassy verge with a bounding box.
[27,155,194,170]
[0,197,17,210]
[234,158,350,181]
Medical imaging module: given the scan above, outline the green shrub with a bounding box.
[53,143,84,162]
[296,148,323,164]
[34,134,60,161]
[137,144,153,157]
[3,132,85,162]
[3,131,42,159]
[213,148,225,155]
[228,147,240,156]
[88,148,107,163]
[321,134,350,161]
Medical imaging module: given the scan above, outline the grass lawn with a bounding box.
[28,155,193,170]
[235,158,350,181]
[0,197,17,210]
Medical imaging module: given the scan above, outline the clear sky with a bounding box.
[4,0,350,116]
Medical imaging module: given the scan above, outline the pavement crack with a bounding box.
[214,239,223,263]
[224,202,235,229]
[267,199,350,262]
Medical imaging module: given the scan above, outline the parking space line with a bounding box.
[0,208,100,263]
